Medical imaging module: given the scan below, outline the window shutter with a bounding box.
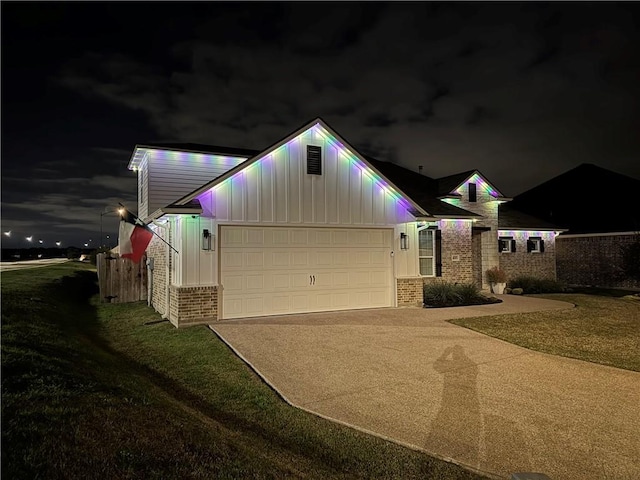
[527,240,533,252]
[540,239,545,252]
[306,145,322,175]
[511,240,517,253]
[435,229,442,277]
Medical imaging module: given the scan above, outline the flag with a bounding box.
[118,208,153,263]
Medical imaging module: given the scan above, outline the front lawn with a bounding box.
[450,293,640,371]
[2,263,486,479]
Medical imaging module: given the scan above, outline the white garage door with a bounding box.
[220,226,394,319]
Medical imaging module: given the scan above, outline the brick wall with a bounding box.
[168,285,218,327]
[396,278,423,306]
[147,231,168,316]
[556,234,640,289]
[438,219,474,283]
[443,180,499,288]
[499,231,556,281]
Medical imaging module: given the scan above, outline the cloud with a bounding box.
[54,2,640,198]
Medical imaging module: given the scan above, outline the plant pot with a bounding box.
[490,282,506,294]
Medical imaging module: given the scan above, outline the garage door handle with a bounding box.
[312,275,316,285]
[310,275,312,285]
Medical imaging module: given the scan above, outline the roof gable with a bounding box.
[437,170,508,200]
[173,117,428,216]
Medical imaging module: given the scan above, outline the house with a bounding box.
[510,163,640,289]
[127,118,563,327]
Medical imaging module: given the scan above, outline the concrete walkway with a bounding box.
[210,297,640,480]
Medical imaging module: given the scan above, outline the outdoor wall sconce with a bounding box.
[202,229,212,251]
[400,232,409,250]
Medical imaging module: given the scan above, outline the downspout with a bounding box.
[146,257,154,307]
[152,220,171,320]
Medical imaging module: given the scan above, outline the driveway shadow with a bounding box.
[426,345,482,467]
[425,345,533,475]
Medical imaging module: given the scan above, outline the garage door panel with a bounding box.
[245,252,264,268]
[292,252,308,265]
[245,274,264,290]
[272,273,291,289]
[271,295,290,311]
[272,252,290,267]
[245,297,265,314]
[221,226,393,319]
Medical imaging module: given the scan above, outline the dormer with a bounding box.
[436,170,512,226]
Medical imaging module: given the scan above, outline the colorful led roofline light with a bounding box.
[498,230,556,237]
[311,124,413,210]
[456,173,500,198]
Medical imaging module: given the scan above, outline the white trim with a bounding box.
[558,231,639,239]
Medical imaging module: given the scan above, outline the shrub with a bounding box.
[511,288,524,295]
[508,275,566,294]
[486,266,508,284]
[423,281,500,307]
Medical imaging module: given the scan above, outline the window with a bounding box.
[527,236,545,253]
[468,182,477,202]
[306,145,322,175]
[499,236,516,253]
[418,227,435,276]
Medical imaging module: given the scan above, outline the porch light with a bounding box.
[400,232,409,250]
[202,229,212,251]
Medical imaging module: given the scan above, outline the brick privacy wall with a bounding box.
[147,233,168,316]
[438,219,473,283]
[556,234,640,289]
[169,286,218,327]
[499,231,557,281]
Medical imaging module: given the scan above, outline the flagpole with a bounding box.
[118,203,179,254]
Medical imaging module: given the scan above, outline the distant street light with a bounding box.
[3,231,10,237]
[101,208,122,248]
[26,236,33,242]
[55,241,62,247]
[84,243,88,247]
[38,239,44,244]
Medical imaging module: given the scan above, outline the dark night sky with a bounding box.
[2,2,640,248]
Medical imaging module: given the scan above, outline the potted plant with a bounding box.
[486,266,508,294]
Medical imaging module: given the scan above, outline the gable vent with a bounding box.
[306,145,322,175]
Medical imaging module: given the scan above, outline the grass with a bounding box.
[450,293,640,372]
[1,262,485,479]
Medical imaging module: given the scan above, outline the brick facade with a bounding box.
[396,278,424,306]
[499,231,556,281]
[147,232,168,316]
[447,180,500,288]
[556,234,640,289]
[168,285,219,327]
[438,219,474,283]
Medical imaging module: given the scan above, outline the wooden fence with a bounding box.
[97,253,148,303]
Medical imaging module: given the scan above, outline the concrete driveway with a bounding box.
[210,297,640,480]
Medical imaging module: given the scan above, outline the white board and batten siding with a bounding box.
[138,151,249,220]
[195,130,415,227]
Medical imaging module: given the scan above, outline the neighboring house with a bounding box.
[127,118,563,327]
[510,163,640,289]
